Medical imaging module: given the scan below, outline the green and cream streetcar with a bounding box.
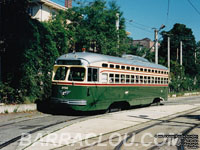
[51,52,169,111]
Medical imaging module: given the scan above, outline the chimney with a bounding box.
[65,0,72,8]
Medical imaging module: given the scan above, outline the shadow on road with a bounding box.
[36,101,105,116]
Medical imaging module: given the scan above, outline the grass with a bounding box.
[13,107,18,113]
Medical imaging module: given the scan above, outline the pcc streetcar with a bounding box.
[50,51,169,112]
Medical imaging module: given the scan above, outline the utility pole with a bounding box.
[153,24,165,64]
[154,29,158,64]
[168,37,170,71]
[116,13,119,49]
[180,41,183,66]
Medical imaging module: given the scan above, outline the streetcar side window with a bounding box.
[131,75,135,83]
[88,68,98,82]
[102,73,108,83]
[54,67,68,81]
[131,67,135,71]
[144,76,147,84]
[136,75,139,83]
[126,75,130,83]
[158,77,161,84]
[140,76,143,84]
[110,64,114,68]
[102,63,108,67]
[148,76,151,84]
[121,74,125,83]
[109,74,114,83]
[152,77,155,84]
[164,78,167,84]
[121,66,125,70]
[155,77,158,84]
[161,78,164,84]
[68,67,85,81]
[115,74,120,83]
[116,65,120,69]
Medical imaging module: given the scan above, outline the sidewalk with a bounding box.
[20,103,200,150]
[0,104,36,114]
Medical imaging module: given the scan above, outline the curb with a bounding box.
[0,104,37,114]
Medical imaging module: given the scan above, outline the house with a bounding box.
[133,38,158,52]
[28,0,72,21]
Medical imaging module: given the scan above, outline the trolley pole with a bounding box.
[180,41,183,66]
[168,36,170,71]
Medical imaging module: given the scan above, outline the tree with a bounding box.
[65,0,128,56]
[159,23,196,76]
[0,0,65,103]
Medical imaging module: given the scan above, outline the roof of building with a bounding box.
[57,52,168,70]
[31,0,66,10]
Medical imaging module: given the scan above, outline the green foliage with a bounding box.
[0,82,21,104]
[169,61,198,92]
[1,0,66,103]
[159,23,200,92]
[159,23,196,76]
[65,0,129,56]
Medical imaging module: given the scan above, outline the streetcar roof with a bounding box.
[56,52,168,70]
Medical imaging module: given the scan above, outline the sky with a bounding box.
[53,0,200,42]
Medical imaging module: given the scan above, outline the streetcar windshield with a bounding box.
[68,67,85,81]
[54,66,68,80]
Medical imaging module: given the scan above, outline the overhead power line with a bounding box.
[187,0,200,16]
[165,0,170,25]
[126,21,152,34]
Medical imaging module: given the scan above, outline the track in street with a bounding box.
[0,113,87,150]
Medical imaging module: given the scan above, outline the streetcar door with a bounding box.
[87,68,99,82]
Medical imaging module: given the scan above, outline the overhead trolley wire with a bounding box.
[165,0,170,26]
[187,0,200,16]
[126,20,152,34]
